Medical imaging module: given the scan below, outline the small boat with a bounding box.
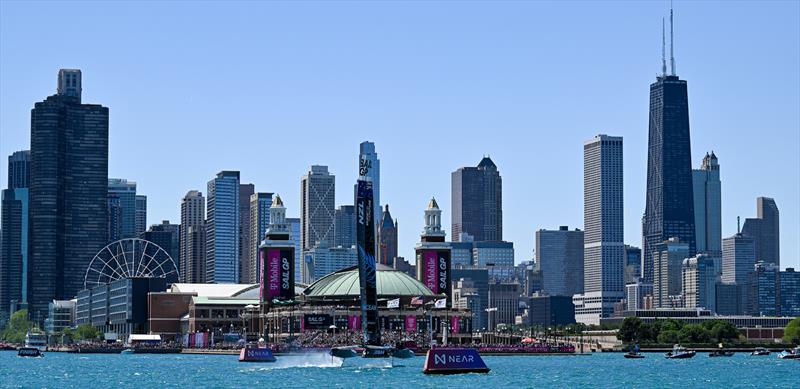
[624,344,645,359]
[17,347,44,358]
[709,350,734,357]
[121,349,135,354]
[665,344,695,359]
[709,344,734,357]
[777,347,800,360]
[751,347,770,356]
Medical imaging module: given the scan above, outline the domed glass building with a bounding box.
[303,264,440,304]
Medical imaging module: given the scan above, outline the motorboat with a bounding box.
[709,350,734,357]
[121,349,135,354]
[751,347,770,356]
[624,344,645,359]
[665,344,695,359]
[24,331,47,352]
[777,347,800,359]
[709,344,734,357]
[17,347,44,358]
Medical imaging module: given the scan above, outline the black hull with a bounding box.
[624,354,645,359]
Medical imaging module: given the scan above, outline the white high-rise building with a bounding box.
[300,165,336,253]
[692,152,721,256]
[574,135,625,325]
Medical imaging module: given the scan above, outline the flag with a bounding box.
[434,298,447,309]
[410,296,423,306]
[387,298,400,309]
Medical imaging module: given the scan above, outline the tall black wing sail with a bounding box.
[356,180,379,346]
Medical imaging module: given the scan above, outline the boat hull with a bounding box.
[624,353,645,359]
[17,347,44,357]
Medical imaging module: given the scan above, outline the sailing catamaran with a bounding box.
[330,178,413,361]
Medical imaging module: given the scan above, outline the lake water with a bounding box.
[1,350,798,388]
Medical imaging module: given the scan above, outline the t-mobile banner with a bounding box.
[422,249,451,298]
[405,315,417,332]
[259,250,265,300]
[451,316,460,334]
[261,247,294,302]
[348,315,361,330]
[424,250,438,293]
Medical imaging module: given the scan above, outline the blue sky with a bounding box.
[1,1,798,269]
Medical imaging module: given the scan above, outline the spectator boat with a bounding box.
[777,347,800,359]
[750,347,770,356]
[665,344,695,359]
[624,344,645,359]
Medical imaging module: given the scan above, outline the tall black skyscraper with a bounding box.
[451,157,503,242]
[7,150,31,189]
[28,69,109,321]
[642,12,696,283]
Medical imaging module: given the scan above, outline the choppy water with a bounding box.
[1,350,798,388]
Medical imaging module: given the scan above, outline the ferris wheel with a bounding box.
[84,238,179,289]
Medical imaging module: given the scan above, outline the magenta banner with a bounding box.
[424,250,438,293]
[348,315,361,330]
[451,316,460,334]
[267,248,281,297]
[405,315,417,332]
[259,251,265,300]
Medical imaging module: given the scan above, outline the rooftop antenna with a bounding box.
[670,1,676,75]
[661,17,667,76]
[737,216,741,234]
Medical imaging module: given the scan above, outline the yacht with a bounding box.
[751,347,770,356]
[665,344,695,359]
[24,331,47,352]
[777,346,800,359]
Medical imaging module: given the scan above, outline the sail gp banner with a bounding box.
[260,247,294,302]
[421,249,451,298]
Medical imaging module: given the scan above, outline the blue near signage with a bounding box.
[423,348,490,374]
[239,347,276,362]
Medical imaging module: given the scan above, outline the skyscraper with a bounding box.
[287,217,301,283]
[1,150,31,324]
[692,152,721,256]
[1,188,28,325]
[28,69,109,321]
[574,135,624,325]
[249,192,273,284]
[721,232,755,314]
[141,220,180,267]
[300,165,335,252]
[7,150,30,190]
[451,157,502,242]
[624,245,642,285]
[534,226,584,297]
[642,16,697,284]
[333,205,356,248]
[180,190,205,283]
[134,195,147,237]
[238,184,254,283]
[107,179,138,239]
[378,204,398,266]
[682,254,718,312]
[206,171,240,283]
[741,197,780,267]
[653,238,689,308]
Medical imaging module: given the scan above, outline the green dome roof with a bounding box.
[303,264,438,300]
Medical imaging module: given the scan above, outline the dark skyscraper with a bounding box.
[741,197,780,268]
[333,205,356,248]
[7,150,30,189]
[451,157,503,242]
[28,69,109,321]
[378,204,398,266]
[642,16,696,283]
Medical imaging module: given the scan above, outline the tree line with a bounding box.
[616,317,740,345]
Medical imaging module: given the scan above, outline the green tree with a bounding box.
[617,317,642,343]
[783,317,800,345]
[0,309,32,344]
[657,329,680,345]
[75,324,100,341]
[678,324,711,344]
[710,321,739,343]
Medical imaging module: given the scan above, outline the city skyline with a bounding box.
[1,2,799,270]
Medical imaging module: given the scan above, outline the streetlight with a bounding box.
[329,324,338,346]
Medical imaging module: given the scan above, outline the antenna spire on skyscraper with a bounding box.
[662,17,667,76]
[670,3,676,75]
